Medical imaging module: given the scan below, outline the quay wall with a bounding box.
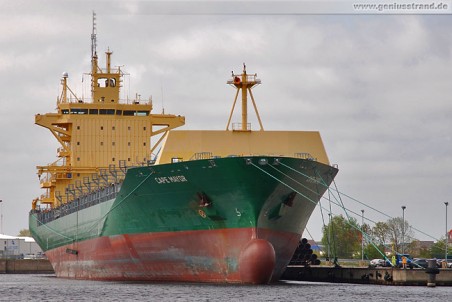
[282,266,452,286]
[0,259,54,274]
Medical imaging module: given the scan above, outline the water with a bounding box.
[0,274,450,302]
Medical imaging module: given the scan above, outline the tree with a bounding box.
[410,240,431,258]
[386,217,414,254]
[371,221,391,246]
[363,243,386,260]
[430,237,446,259]
[321,215,362,259]
[359,217,416,258]
[17,229,31,237]
[357,222,389,260]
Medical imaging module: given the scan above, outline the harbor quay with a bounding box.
[3,258,452,287]
[282,265,452,286]
[0,259,54,274]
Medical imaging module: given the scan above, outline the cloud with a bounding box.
[154,22,265,61]
[0,2,451,243]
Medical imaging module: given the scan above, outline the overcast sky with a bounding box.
[0,1,451,244]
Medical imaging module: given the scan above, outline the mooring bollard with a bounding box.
[426,259,440,287]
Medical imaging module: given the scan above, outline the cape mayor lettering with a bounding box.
[155,175,188,184]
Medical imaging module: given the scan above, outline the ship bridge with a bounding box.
[33,15,185,210]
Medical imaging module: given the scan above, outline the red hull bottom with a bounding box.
[45,228,299,284]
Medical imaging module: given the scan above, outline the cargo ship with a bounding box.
[29,16,338,284]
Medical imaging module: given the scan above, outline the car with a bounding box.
[369,259,387,267]
[410,258,429,268]
[409,258,440,269]
[23,253,36,259]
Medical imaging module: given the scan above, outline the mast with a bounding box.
[241,64,248,129]
[91,12,99,100]
[91,11,97,59]
[226,63,264,131]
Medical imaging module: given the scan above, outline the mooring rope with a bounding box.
[250,160,391,264]
[250,162,318,206]
[317,197,329,256]
[279,161,439,242]
[259,161,383,228]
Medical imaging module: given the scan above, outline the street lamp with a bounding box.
[445,202,449,262]
[0,199,3,235]
[361,209,365,262]
[327,213,331,261]
[401,205,406,255]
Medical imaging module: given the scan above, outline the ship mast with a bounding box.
[91,11,98,84]
[226,63,264,131]
[91,11,97,59]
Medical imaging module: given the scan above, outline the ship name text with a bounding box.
[155,175,188,184]
[306,176,322,184]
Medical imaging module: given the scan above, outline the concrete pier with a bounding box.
[282,266,452,286]
[0,259,54,274]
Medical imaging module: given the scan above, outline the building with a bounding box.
[0,234,44,259]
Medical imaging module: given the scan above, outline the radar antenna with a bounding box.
[91,11,97,58]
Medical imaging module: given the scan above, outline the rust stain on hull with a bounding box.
[46,228,299,284]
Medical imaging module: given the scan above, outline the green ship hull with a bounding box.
[30,156,338,283]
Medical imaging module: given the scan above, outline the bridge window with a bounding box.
[70,108,88,114]
[89,109,98,115]
[99,109,115,115]
[97,78,108,88]
[122,110,150,116]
